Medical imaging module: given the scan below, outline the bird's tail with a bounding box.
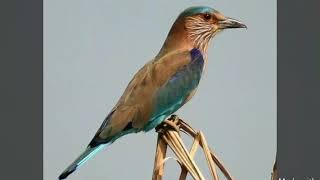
[58,144,106,179]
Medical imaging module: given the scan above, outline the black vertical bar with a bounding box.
[0,0,43,179]
[278,0,320,179]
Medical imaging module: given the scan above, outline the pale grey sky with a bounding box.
[44,0,276,179]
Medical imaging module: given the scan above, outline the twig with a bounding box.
[152,133,168,180]
[152,115,234,180]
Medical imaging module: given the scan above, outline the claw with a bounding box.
[155,115,182,134]
[163,119,180,133]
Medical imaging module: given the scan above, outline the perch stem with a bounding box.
[152,116,233,180]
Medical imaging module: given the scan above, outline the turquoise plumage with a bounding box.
[59,6,246,179]
[145,48,204,131]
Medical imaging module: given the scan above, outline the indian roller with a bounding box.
[59,6,246,179]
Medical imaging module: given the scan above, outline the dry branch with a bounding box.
[152,115,233,180]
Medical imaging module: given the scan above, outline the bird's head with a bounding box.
[160,6,246,55]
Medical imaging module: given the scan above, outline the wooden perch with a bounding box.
[152,115,233,180]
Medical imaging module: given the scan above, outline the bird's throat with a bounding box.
[157,17,211,61]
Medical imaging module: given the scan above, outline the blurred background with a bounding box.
[44,0,276,179]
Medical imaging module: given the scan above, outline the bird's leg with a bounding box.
[163,115,181,133]
[155,115,181,134]
[155,123,165,133]
[170,114,180,124]
[163,120,180,133]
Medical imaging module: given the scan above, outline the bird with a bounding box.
[58,6,246,179]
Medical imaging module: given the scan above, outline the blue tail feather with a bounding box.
[58,144,106,179]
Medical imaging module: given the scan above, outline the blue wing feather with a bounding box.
[143,49,204,131]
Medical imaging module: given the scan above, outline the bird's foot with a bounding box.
[164,115,181,132]
[155,115,181,133]
[169,114,180,123]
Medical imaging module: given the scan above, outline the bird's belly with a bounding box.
[143,115,167,132]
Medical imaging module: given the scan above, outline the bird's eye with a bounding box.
[203,13,211,20]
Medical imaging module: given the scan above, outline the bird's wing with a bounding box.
[143,48,204,130]
[89,49,204,146]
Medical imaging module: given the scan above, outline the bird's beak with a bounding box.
[218,17,247,29]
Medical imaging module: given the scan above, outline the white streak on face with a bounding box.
[185,16,218,55]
